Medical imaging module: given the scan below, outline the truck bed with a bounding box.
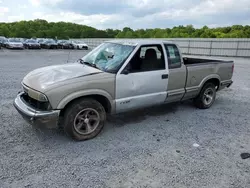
[183,57,233,65]
[180,57,234,100]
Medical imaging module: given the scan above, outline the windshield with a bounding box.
[0,38,6,42]
[26,40,36,43]
[81,42,135,73]
[9,38,21,42]
[46,40,55,44]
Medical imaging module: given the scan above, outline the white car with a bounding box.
[6,38,24,49]
[72,41,88,50]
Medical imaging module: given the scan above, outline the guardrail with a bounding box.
[74,38,250,57]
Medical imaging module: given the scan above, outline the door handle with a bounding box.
[162,74,168,79]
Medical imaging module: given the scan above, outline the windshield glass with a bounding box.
[0,37,6,41]
[46,40,55,43]
[9,38,21,42]
[26,40,36,43]
[81,42,135,73]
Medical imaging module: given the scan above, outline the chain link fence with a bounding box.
[73,38,250,57]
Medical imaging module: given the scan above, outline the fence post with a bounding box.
[209,40,213,56]
[236,40,240,57]
[187,40,191,54]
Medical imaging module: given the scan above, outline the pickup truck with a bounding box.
[14,39,234,141]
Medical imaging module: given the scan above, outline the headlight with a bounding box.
[27,89,48,102]
[38,93,48,102]
[22,84,48,102]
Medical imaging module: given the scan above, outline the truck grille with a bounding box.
[21,92,51,111]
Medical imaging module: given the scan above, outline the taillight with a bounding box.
[232,64,234,73]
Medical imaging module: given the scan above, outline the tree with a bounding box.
[0,20,249,39]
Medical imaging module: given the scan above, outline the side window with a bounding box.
[124,44,165,73]
[140,46,162,59]
[164,44,182,69]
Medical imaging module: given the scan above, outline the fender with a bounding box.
[57,89,114,111]
[198,74,221,92]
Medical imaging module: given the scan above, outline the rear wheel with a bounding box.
[63,98,106,141]
[193,83,216,109]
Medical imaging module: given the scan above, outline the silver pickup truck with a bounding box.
[14,39,234,141]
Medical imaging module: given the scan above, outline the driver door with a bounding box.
[115,44,169,113]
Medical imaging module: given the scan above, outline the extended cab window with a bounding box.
[125,44,165,73]
[164,44,182,69]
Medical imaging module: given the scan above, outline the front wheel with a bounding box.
[193,83,216,109]
[63,98,106,141]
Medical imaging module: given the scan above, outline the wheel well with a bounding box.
[60,95,111,117]
[204,78,220,90]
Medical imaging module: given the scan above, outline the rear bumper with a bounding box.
[226,81,233,88]
[13,92,60,129]
[220,80,233,90]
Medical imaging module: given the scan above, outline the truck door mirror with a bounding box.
[121,63,131,75]
[122,69,129,75]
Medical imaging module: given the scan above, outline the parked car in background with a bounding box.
[37,38,46,44]
[6,38,24,49]
[0,36,7,47]
[40,40,58,49]
[23,39,41,49]
[57,40,68,49]
[72,41,88,50]
[62,41,75,49]
[2,38,8,48]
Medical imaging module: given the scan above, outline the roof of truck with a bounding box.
[107,39,174,46]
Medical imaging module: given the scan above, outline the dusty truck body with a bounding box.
[14,40,234,141]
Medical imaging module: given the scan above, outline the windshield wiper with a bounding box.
[78,59,100,70]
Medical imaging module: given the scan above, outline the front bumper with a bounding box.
[13,92,60,129]
[8,46,24,49]
[27,45,41,49]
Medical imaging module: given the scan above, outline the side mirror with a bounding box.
[122,69,129,75]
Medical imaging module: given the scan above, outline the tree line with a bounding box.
[0,19,250,39]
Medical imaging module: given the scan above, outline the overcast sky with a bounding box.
[0,0,250,29]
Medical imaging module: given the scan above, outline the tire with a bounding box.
[77,46,79,50]
[193,82,216,109]
[63,98,106,141]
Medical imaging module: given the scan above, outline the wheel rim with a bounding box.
[73,108,100,135]
[203,88,214,106]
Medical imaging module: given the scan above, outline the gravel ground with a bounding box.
[0,49,250,188]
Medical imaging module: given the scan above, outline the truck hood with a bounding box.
[22,63,102,92]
